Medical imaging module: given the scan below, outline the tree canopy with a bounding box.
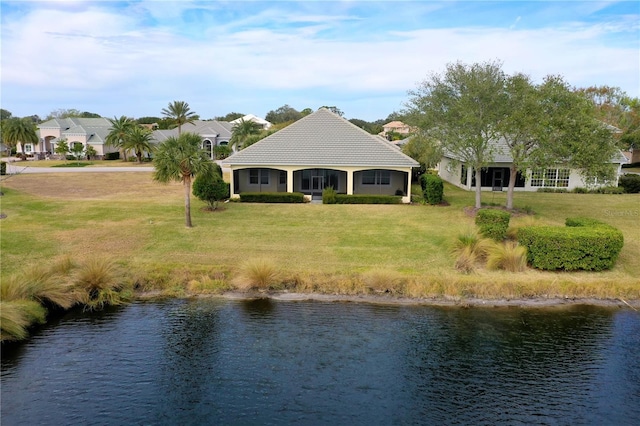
[405,60,508,208]
[161,101,198,135]
[46,109,101,120]
[214,112,245,122]
[265,105,303,124]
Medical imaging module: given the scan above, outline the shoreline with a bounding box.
[140,291,640,310]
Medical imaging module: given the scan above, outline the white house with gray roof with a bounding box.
[30,117,118,159]
[152,120,233,160]
[222,108,419,202]
[439,138,628,191]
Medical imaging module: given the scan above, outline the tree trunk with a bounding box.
[136,151,143,163]
[475,168,482,209]
[184,175,192,228]
[506,165,517,210]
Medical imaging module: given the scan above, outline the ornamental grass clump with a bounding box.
[233,258,281,290]
[74,258,129,310]
[1,265,77,309]
[486,241,528,272]
[361,269,404,293]
[0,300,47,341]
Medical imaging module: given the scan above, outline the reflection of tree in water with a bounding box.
[400,305,618,424]
[240,298,276,318]
[158,299,222,421]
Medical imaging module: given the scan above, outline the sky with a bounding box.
[1,0,639,122]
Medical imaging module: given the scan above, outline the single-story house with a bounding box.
[152,120,233,160]
[25,117,119,159]
[222,108,419,203]
[439,138,629,191]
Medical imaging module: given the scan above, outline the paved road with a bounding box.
[4,163,155,174]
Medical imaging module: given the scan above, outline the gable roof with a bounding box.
[223,108,418,168]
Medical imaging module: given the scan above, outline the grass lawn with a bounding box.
[1,172,638,300]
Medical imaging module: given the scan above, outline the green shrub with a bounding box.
[590,186,625,194]
[193,173,229,210]
[572,187,589,193]
[334,194,402,204]
[475,209,511,241]
[322,187,337,204]
[619,174,640,193]
[0,161,6,175]
[537,188,568,193]
[104,152,120,160]
[240,192,305,203]
[518,218,624,271]
[423,174,444,205]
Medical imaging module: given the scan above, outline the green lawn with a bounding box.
[1,173,638,299]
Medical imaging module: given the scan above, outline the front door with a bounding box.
[492,169,504,190]
[311,175,324,198]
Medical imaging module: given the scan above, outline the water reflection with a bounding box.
[1,300,639,425]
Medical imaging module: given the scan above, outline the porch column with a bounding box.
[287,170,294,193]
[405,169,412,202]
[347,170,354,195]
[228,167,236,198]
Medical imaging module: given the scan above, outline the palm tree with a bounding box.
[106,116,134,161]
[153,132,213,228]
[161,101,197,135]
[230,118,261,151]
[124,126,154,163]
[2,118,38,156]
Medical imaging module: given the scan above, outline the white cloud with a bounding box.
[1,2,638,120]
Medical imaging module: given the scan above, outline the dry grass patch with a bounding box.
[0,300,47,341]
[486,242,528,272]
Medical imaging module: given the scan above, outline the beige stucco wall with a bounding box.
[229,165,414,203]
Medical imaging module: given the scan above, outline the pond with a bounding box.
[2,299,639,425]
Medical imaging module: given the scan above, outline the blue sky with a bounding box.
[1,1,638,121]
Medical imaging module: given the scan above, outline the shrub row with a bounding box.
[619,174,640,193]
[517,217,623,271]
[0,161,6,175]
[538,186,625,194]
[334,194,402,204]
[421,174,444,205]
[475,209,511,241]
[239,192,305,203]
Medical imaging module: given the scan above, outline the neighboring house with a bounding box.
[222,108,419,203]
[29,117,118,160]
[622,147,640,164]
[379,121,413,139]
[439,138,629,192]
[152,120,233,160]
[229,114,272,130]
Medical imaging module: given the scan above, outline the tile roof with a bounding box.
[151,120,232,142]
[223,108,419,168]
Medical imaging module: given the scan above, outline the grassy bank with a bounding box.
[1,173,639,316]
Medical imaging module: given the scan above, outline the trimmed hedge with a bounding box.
[619,174,640,193]
[423,174,444,205]
[475,209,511,241]
[518,217,623,271]
[334,194,402,204]
[104,152,120,160]
[239,192,305,203]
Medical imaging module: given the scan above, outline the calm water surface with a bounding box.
[2,299,639,425]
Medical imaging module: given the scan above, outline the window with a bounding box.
[24,144,33,153]
[531,168,571,188]
[362,170,391,185]
[249,169,269,185]
[460,165,468,185]
[279,171,286,185]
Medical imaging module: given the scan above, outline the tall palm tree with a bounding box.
[230,118,261,151]
[106,116,134,161]
[2,118,38,155]
[124,126,154,163]
[161,101,197,136]
[153,132,213,228]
